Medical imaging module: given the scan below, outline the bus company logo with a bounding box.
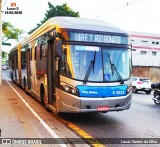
[2,139,12,144]
[5,2,22,14]
[11,2,16,7]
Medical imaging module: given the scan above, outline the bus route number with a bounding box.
[112,91,124,95]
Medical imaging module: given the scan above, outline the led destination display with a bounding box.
[64,32,129,44]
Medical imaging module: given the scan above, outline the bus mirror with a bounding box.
[55,39,62,58]
[55,57,59,71]
[63,46,67,54]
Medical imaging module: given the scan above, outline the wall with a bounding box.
[133,66,160,82]
[130,31,160,67]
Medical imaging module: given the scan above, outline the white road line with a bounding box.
[2,74,67,147]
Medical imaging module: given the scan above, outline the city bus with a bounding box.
[9,17,132,113]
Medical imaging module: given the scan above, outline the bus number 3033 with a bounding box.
[112,91,124,95]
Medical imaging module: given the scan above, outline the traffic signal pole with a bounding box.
[0,0,2,85]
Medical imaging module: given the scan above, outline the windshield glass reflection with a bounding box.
[61,45,131,82]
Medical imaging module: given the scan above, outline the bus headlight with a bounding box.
[127,85,132,94]
[64,86,70,92]
[61,84,79,96]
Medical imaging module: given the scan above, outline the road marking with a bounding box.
[52,114,106,147]
[3,74,67,147]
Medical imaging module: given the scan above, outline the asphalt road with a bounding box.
[2,70,160,147]
[59,89,160,147]
[60,91,160,138]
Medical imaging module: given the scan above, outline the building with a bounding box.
[130,31,160,82]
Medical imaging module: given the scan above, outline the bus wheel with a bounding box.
[132,86,137,93]
[10,72,13,80]
[10,72,14,82]
[40,85,50,112]
[23,77,28,94]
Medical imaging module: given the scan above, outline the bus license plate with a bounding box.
[97,106,110,111]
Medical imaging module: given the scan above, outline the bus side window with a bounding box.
[34,47,36,60]
[35,45,41,60]
[41,43,47,59]
[21,50,26,69]
[30,48,32,60]
[61,47,72,77]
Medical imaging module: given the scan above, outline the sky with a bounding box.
[2,0,160,52]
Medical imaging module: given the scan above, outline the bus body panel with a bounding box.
[57,75,132,113]
[9,17,132,113]
[56,88,131,113]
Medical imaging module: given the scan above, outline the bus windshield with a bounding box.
[61,45,132,82]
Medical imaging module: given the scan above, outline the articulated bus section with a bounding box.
[9,17,132,113]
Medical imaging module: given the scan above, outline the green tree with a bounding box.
[2,51,8,59]
[2,21,23,41]
[29,2,79,34]
[2,21,23,59]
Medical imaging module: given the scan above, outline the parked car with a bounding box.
[2,64,8,70]
[132,77,152,94]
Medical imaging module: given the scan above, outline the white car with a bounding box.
[132,77,152,94]
[2,64,7,70]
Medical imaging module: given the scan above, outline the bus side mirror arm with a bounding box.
[55,57,60,71]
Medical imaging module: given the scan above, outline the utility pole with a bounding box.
[0,0,2,85]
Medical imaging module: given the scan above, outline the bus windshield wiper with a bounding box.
[83,50,96,85]
[107,53,124,84]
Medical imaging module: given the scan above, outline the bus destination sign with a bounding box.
[67,32,129,44]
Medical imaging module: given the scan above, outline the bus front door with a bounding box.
[47,40,56,106]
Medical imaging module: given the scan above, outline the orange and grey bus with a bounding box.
[9,17,132,113]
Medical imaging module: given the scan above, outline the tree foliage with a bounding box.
[2,21,23,41]
[2,51,8,59]
[29,2,80,34]
[2,21,23,59]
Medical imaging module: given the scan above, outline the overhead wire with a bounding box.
[96,0,145,19]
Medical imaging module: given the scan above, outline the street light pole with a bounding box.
[0,0,2,85]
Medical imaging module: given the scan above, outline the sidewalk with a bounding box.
[0,80,27,138]
[0,77,90,147]
[0,79,64,147]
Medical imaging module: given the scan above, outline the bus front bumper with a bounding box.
[57,90,132,113]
